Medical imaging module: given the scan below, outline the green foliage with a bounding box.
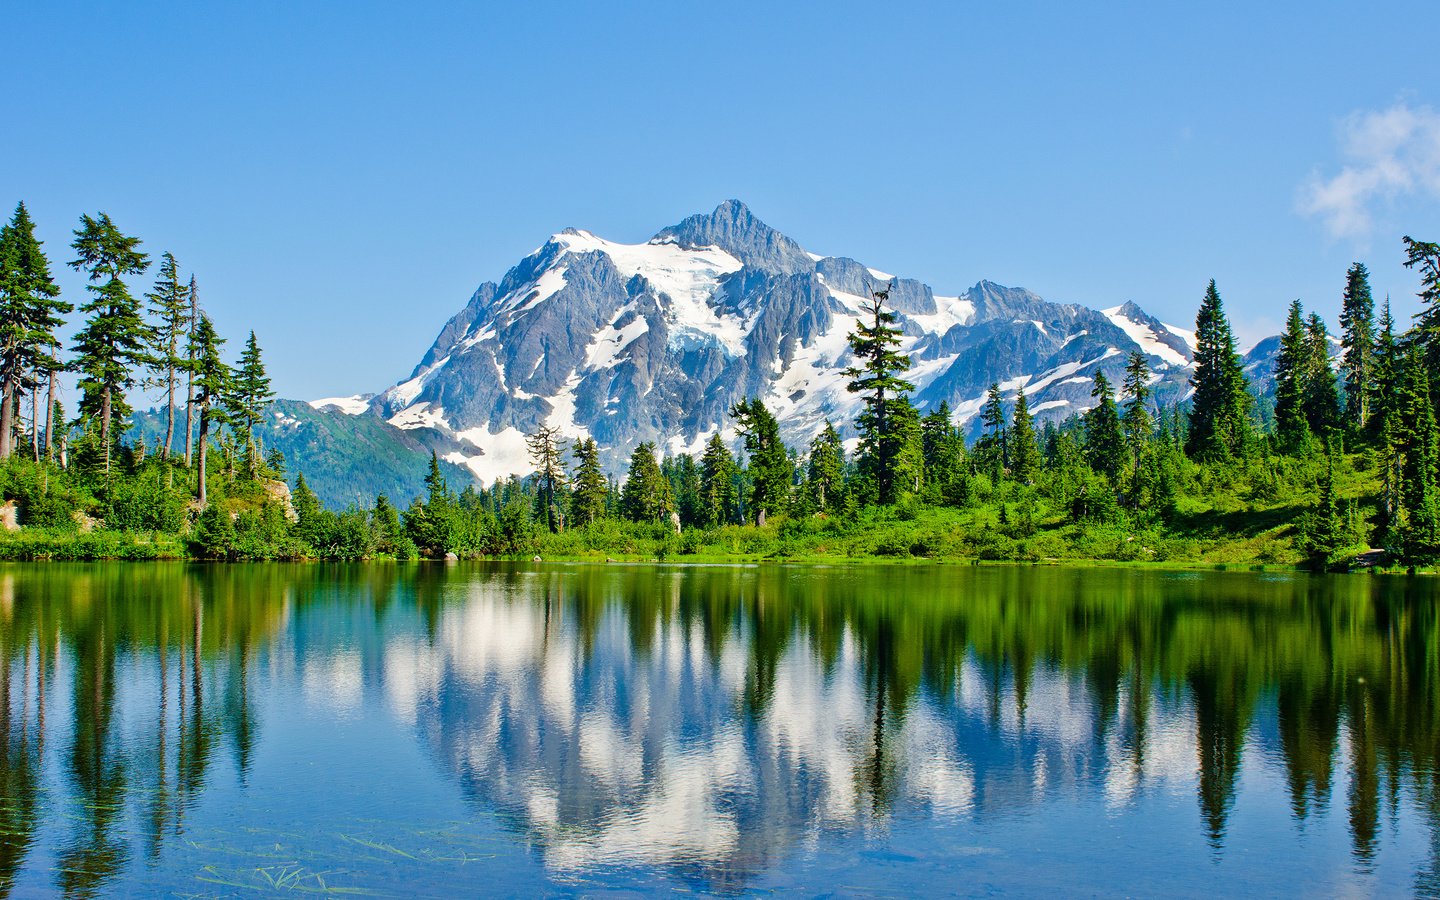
[1187,280,1252,461]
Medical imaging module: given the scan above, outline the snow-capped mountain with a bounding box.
[319,201,1210,484]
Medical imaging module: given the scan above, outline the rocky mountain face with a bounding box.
[210,201,1284,505]
[344,201,1211,484]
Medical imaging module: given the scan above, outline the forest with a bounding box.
[3,200,1440,570]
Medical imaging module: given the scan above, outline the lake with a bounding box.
[0,562,1435,896]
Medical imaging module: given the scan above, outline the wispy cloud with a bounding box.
[1299,102,1440,239]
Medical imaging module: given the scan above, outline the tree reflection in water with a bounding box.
[0,564,1433,895]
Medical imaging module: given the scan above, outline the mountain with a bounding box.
[149,201,1284,506]
[324,201,1219,485]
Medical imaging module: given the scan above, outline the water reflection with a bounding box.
[0,564,1435,895]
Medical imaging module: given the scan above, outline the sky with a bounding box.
[2,1,1438,402]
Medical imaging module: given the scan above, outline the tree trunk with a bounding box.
[164,363,176,461]
[30,385,39,462]
[44,371,55,463]
[101,387,112,475]
[197,410,209,508]
[0,376,14,460]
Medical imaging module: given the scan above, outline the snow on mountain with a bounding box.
[343,201,1203,483]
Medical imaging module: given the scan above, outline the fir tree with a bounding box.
[1010,387,1040,483]
[525,424,568,533]
[1338,262,1375,430]
[620,442,674,524]
[1121,351,1153,457]
[1273,300,1311,451]
[1397,352,1440,566]
[1297,444,1345,571]
[1404,236,1440,381]
[1084,371,1125,484]
[144,251,191,460]
[569,438,608,527]
[669,453,702,527]
[1302,312,1340,436]
[0,203,68,461]
[976,382,1008,475]
[807,421,846,515]
[1369,298,1400,445]
[188,314,229,508]
[730,398,791,524]
[227,331,275,469]
[1186,280,1251,461]
[843,282,915,505]
[699,433,740,527]
[67,212,152,474]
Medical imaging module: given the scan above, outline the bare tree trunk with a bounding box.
[197,412,209,508]
[101,388,112,475]
[0,375,14,460]
[163,362,176,461]
[44,371,56,463]
[30,384,39,462]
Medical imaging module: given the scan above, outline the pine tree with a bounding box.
[806,421,846,515]
[1369,298,1400,445]
[842,282,915,505]
[67,213,152,474]
[1084,371,1125,483]
[144,251,191,460]
[730,398,791,524]
[1010,387,1040,483]
[1297,443,1345,571]
[0,202,68,461]
[1397,352,1440,566]
[569,438,608,527]
[525,424,568,533]
[1121,351,1153,457]
[1186,280,1251,461]
[1302,312,1340,436]
[670,453,702,527]
[1338,262,1375,431]
[620,442,674,524]
[699,433,740,526]
[976,382,1008,476]
[1273,300,1311,451]
[188,314,230,508]
[1404,236,1440,381]
[227,331,275,470]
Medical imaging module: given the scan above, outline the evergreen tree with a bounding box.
[620,442,674,524]
[1404,236,1440,381]
[1297,444,1345,571]
[730,398,791,524]
[699,433,740,526]
[1084,371,1125,484]
[1302,312,1340,436]
[1186,280,1251,460]
[1273,300,1311,450]
[227,331,275,469]
[976,382,1008,475]
[1369,298,1400,445]
[1397,352,1440,565]
[1010,387,1040,483]
[806,421,846,515]
[670,453,702,527]
[0,203,69,461]
[843,282,915,505]
[67,213,152,474]
[1338,262,1375,430]
[525,424,567,533]
[569,438,608,527]
[188,314,229,508]
[144,251,191,460]
[1121,351,1153,457]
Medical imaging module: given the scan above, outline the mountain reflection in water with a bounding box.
[0,563,1436,896]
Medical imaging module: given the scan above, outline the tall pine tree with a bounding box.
[144,251,191,460]
[0,202,68,461]
[1186,280,1251,461]
[699,433,740,526]
[569,438,608,527]
[843,282,915,505]
[620,442,674,524]
[1273,300,1311,451]
[1338,262,1375,431]
[525,424,568,533]
[67,213,152,474]
[188,314,229,508]
[1084,371,1125,484]
[1010,387,1040,483]
[730,398,791,524]
[227,331,275,470]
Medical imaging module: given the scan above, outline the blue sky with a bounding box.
[2,2,1437,400]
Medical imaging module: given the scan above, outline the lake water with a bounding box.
[0,563,1436,897]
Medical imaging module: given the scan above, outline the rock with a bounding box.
[73,510,100,533]
[262,479,298,522]
[0,501,19,532]
[532,555,542,562]
[444,551,459,562]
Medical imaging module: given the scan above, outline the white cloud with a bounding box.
[1299,103,1440,239]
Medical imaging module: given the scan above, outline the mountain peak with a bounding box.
[652,201,814,274]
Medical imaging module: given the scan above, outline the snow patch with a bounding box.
[389,402,449,431]
[308,395,370,415]
[1102,307,1188,367]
